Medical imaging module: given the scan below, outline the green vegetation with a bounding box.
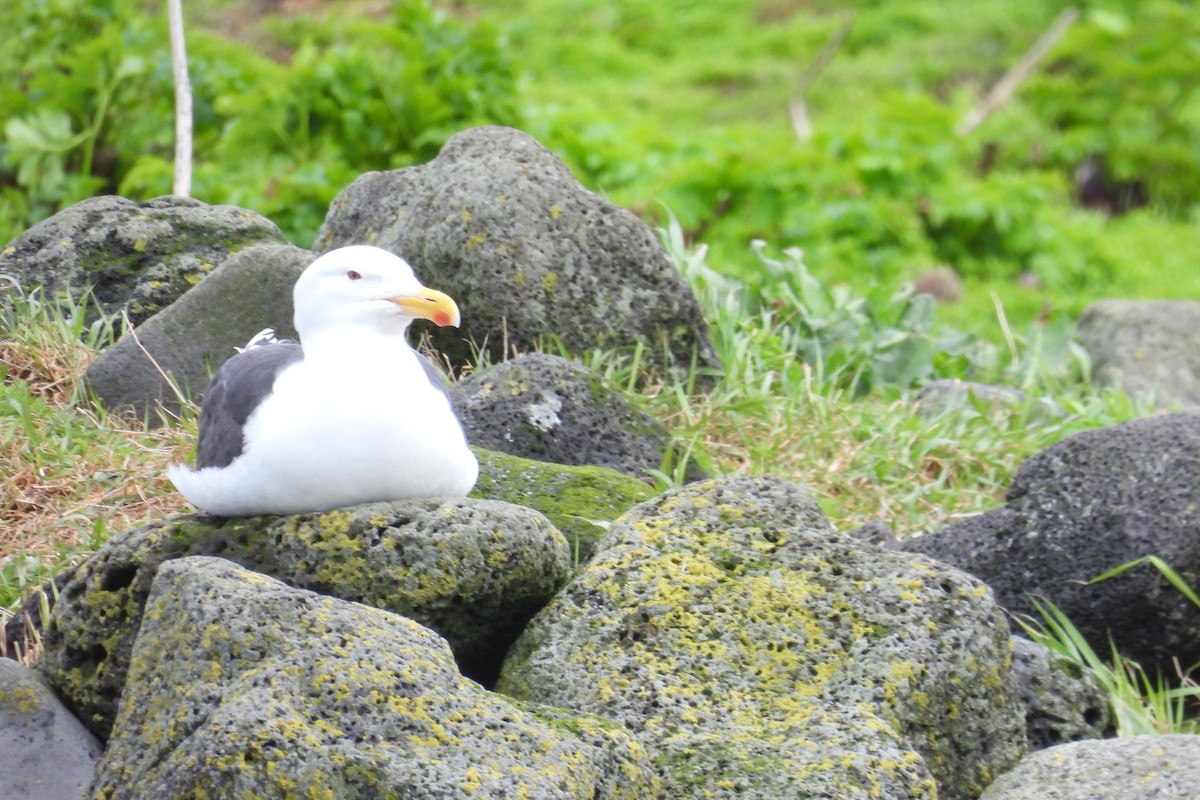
[476,0,1200,335]
[1018,557,1200,736]
[1,0,521,244]
[2,0,1198,728]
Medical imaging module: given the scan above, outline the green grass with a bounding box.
[1017,556,1200,736]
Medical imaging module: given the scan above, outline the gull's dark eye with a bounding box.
[346,270,362,281]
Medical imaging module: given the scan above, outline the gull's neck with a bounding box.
[299,321,417,366]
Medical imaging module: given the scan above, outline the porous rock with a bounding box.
[84,241,313,422]
[498,477,1026,800]
[0,658,102,800]
[1078,299,1200,408]
[90,557,658,800]
[314,125,719,380]
[979,734,1200,800]
[36,498,569,739]
[0,195,284,324]
[452,352,705,482]
[903,412,1200,675]
[469,446,656,562]
[1009,637,1109,749]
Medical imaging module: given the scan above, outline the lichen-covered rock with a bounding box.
[452,352,705,483]
[1009,637,1109,749]
[498,477,1026,800]
[0,659,102,800]
[84,241,312,422]
[90,557,659,800]
[979,735,1200,800]
[469,446,656,561]
[1078,299,1200,408]
[313,126,719,381]
[903,412,1200,675]
[36,498,569,739]
[0,195,284,324]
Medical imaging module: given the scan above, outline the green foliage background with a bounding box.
[2,0,1199,341]
[0,0,521,244]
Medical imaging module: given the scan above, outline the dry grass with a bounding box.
[1,298,194,609]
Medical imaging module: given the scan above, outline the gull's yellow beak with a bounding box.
[390,288,461,328]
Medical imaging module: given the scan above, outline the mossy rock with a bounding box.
[0,659,102,798]
[92,557,659,799]
[314,125,720,382]
[498,477,1026,800]
[0,195,284,325]
[452,352,708,483]
[37,498,568,740]
[469,446,657,563]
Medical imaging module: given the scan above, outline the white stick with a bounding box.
[956,7,1080,136]
[790,13,856,142]
[167,0,193,197]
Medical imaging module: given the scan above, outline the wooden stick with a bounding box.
[790,13,856,142]
[956,7,1080,136]
[167,0,193,197]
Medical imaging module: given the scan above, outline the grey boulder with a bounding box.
[452,352,705,483]
[84,241,313,422]
[314,125,719,381]
[0,195,285,324]
[90,556,658,799]
[1009,637,1109,749]
[980,734,1200,800]
[498,477,1026,800]
[903,412,1200,675]
[0,659,102,800]
[1078,299,1200,408]
[914,379,1028,417]
[34,498,569,739]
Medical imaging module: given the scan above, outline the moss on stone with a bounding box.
[92,557,658,798]
[37,498,570,738]
[498,477,1025,799]
[469,446,655,563]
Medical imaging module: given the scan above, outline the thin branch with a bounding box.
[167,0,193,196]
[790,13,856,142]
[956,7,1080,137]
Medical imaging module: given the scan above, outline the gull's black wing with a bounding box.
[195,343,305,469]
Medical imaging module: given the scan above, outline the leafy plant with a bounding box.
[919,170,1115,289]
[748,240,953,396]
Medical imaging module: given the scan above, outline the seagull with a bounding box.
[167,245,478,516]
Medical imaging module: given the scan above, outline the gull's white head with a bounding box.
[293,245,461,340]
